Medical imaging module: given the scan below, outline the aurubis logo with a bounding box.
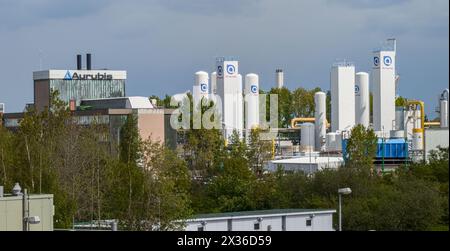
[251,85,258,94]
[226,64,236,75]
[200,83,208,93]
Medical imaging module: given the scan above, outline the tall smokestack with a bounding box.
[276,69,284,89]
[86,53,92,70]
[77,54,82,70]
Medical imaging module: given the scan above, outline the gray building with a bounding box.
[184,209,336,231]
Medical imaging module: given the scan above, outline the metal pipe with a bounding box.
[424,122,441,127]
[338,194,342,231]
[291,117,330,129]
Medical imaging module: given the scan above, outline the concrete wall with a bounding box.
[137,109,165,143]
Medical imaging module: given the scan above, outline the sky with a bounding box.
[0,0,448,117]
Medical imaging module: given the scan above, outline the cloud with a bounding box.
[0,0,109,30]
[156,0,263,16]
[0,0,447,117]
[327,0,411,9]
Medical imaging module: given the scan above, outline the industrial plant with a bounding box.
[187,38,448,173]
[1,39,449,174]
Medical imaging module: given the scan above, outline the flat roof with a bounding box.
[190,209,336,221]
[270,156,344,164]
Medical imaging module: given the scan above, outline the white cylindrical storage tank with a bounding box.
[235,74,244,138]
[314,92,326,151]
[412,128,423,151]
[276,69,284,89]
[326,132,337,152]
[194,71,209,109]
[441,100,448,128]
[244,73,259,131]
[211,71,217,94]
[355,72,370,127]
[395,107,405,130]
[300,123,315,152]
[335,132,343,151]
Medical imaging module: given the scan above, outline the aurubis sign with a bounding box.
[63,70,113,80]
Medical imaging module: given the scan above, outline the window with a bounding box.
[227,219,232,231]
[254,223,260,230]
[198,226,204,231]
[306,219,312,227]
[282,216,286,231]
[267,225,272,231]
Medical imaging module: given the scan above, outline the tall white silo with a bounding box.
[355,72,370,128]
[372,39,396,133]
[193,71,209,110]
[314,92,326,151]
[245,73,260,131]
[440,89,449,128]
[216,58,243,140]
[331,62,355,132]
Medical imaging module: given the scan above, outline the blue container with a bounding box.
[342,138,408,161]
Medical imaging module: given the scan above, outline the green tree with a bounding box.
[268,87,292,128]
[119,114,141,165]
[344,124,378,171]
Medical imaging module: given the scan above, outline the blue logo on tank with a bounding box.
[251,85,258,94]
[383,56,392,66]
[373,57,380,66]
[200,83,208,92]
[226,64,236,74]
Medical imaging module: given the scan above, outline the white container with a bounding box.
[300,123,315,152]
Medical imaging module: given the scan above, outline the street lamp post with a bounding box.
[338,187,352,231]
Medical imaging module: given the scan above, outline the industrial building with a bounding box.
[1,54,177,151]
[0,184,54,231]
[267,154,343,174]
[184,209,336,231]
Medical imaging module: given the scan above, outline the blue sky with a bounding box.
[0,0,448,117]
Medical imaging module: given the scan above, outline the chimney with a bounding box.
[86,53,92,70]
[77,54,82,70]
[276,69,284,89]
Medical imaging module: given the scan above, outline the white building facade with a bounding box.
[184,209,336,231]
